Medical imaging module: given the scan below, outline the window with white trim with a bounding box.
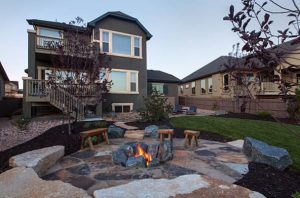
[208,77,213,93]
[112,103,133,113]
[191,81,195,94]
[200,79,206,94]
[100,29,142,58]
[102,31,109,53]
[110,70,139,94]
[185,84,189,89]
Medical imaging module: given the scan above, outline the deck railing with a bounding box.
[260,82,281,93]
[36,35,63,49]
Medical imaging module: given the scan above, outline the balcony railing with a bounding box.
[257,82,281,95]
[36,35,63,50]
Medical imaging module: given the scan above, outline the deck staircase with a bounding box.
[24,79,99,120]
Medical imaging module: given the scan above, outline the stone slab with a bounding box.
[114,122,138,130]
[124,130,144,139]
[9,145,64,176]
[0,167,91,198]
[227,140,244,149]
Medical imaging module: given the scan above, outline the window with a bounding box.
[223,74,229,90]
[134,37,140,57]
[247,73,254,83]
[236,73,243,85]
[180,85,183,94]
[110,70,138,93]
[38,28,62,48]
[102,31,109,53]
[191,81,196,94]
[130,72,137,92]
[208,77,213,93]
[297,74,300,84]
[112,33,131,55]
[185,84,189,89]
[152,83,164,94]
[100,29,142,58]
[39,28,61,38]
[112,103,133,112]
[200,79,206,94]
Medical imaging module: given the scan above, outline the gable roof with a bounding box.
[27,19,87,32]
[0,62,9,82]
[88,11,152,40]
[147,70,180,83]
[181,56,236,83]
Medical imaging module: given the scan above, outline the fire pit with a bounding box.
[112,140,173,168]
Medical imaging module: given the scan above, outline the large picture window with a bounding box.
[200,79,206,94]
[191,81,196,94]
[110,70,139,94]
[100,29,142,58]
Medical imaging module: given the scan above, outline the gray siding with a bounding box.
[0,75,4,100]
[94,17,148,111]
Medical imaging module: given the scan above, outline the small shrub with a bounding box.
[139,90,172,122]
[292,192,300,198]
[256,111,272,120]
[14,116,31,130]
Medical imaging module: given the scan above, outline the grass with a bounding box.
[170,116,300,170]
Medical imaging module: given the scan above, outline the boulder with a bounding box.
[243,137,292,170]
[112,148,128,166]
[126,156,146,168]
[9,145,64,176]
[144,125,159,138]
[0,167,91,198]
[159,140,173,162]
[108,125,125,138]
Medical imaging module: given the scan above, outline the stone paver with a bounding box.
[41,138,250,196]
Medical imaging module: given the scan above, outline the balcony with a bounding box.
[36,35,63,52]
[257,82,281,95]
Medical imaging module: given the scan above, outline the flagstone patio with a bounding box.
[42,137,249,196]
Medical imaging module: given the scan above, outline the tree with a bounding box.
[223,0,300,120]
[45,17,111,132]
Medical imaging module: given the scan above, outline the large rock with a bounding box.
[9,145,64,176]
[108,125,125,138]
[144,125,159,138]
[93,174,265,198]
[159,140,173,162]
[243,137,292,170]
[112,148,128,166]
[0,167,91,198]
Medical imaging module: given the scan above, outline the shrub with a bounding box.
[139,90,172,122]
[256,111,272,120]
[287,88,300,119]
[14,116,31,130]
[292,192,300,198]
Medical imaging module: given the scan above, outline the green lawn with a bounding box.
[170,116,300,170]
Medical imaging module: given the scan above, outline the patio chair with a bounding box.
[186,106,197,115]
[172,105,183,114]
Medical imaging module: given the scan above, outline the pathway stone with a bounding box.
[66,164,91,175]
[9,145,64,176]
[70,149,97,159]
[114,122,138,130]
[228,139,244,149]
[124,130,144,139]
[59,156,82,168]
[0,167,91,198]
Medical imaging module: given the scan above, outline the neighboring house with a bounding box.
[147,69,180,106]
[0,62,9,100]
[24,11,152,118]
[180,53,300,99]
[5,81,19,96]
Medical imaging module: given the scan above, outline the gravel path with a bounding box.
[0,118,65,151]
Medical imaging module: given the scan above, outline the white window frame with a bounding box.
[112,103,133,112]
[200,79,206,94]
[208,77,213,93]
[185,84,190,89]
[109,69,139,94]
[99,29,142,59]
[37,27,63,39]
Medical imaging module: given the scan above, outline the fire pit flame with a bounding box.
[134,144,153,167]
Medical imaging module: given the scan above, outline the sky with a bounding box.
[0,0,294,88]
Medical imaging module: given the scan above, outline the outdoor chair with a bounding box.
[172,105,183,114]
[186,106,197,115]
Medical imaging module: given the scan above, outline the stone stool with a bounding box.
[80,128,109,150]
[158,129,174,144]
[184,130,200,148]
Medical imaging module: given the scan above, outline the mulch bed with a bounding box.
[235,162,300,198]
[217,112,299,125]
[0,121,109,174]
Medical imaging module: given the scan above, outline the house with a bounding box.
[5,81,19,97]
[147,69,180,106]
[0,62,9,100]
[23,11,152,118]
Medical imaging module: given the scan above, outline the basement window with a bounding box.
[112,103,133,113]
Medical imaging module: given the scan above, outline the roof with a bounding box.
[0,62,9,82]
[27,19,88,32]
[147,70,180,83]
[88,11,152,40]
[181,56,237,83]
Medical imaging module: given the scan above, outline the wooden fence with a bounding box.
[179,96,289,118]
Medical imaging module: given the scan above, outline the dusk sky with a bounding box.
[0,0,293,88]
